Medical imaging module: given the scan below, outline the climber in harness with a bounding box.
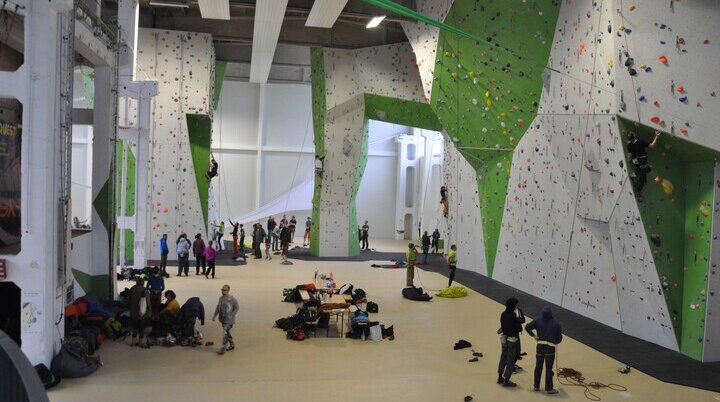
[627,130,659,200]
[205,155,219,181]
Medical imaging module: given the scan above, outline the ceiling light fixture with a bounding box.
[366,15,386,28]
[148,1,189,8]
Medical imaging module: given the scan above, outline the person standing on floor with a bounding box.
[238,224,245,252]
[498,297,523,387]
[280,224,291,259]
[447,244,457,287]
[193,233,206,276]
[525,306,563,394]
[303,217,312,246]
[267,216,277,250]
[204,240,217,279]
[159,234,169,274]
[216,221,225,251]
[128,278,151,347]
[265,233,272,260]
[213,284,239,355]
[229,219,240,257]
[272,224,281,252]
[254,223,265,259]
[421,231,431,264]
[176,233,191,276]
[431,229,440,254]
[146,267,165,317]
[289,216,297,243]
[405,243,417,288]
[360,221,370,250]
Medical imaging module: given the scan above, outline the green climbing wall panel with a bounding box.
[364,93,442,131]
[186,114,212,230]
[115,140,136,261]
[618,117,717,360]
[309,47,326,256]
[428,0,561,275]
[72,269,108,298]
[214,61,228,108]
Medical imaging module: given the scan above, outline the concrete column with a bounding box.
[255,84,266,209]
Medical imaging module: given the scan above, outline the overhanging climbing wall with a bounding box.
[310,43,441,257]
[398,0,720,358]
[136,29,215,258]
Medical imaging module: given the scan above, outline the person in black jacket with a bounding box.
[525,306,563,394]
[497,297,522,387]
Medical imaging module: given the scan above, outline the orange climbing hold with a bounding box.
[653,176,662,184]
[517,118,525,126]
[680,127,688,135]
[677,85,684,93]
[578,41,586,54]
[658,55,668,64]
[650,116,661,124]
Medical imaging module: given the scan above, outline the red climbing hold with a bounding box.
[653,176,662,184]
[658,55,668,64]
[680,127,688,135]
[517,118,525,126]
[677,85,684,93]
[650,116,661,124]
[611,274,617,283]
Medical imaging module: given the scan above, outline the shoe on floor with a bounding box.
[502,380,517,388]
[520,352,528,356]
[546,389,559,395]
[533,387,539,392]
[496,376,504,384]
[216,347,226,355]
[513,364,522,371]
[226,344,235,351]
[468,357,478,362]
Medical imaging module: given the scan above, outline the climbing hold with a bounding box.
[638,95,646,101]
[677,85,684,93]
[651,233,662,247]
[679,127,688,135]
[611,274,617,283]
[688,233,697,240]
[658,55,668,64]
[653,176,662,184]
[661,179,674,195]
[700,204,710,217]
[650,116,661,124]
[653,100,660,107]
[679,96,688,103]
[517,118,524,126]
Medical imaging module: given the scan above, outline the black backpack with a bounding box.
[353,288,367,302]
[367,301,379,313]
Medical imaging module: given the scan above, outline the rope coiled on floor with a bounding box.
[557,367,627,401]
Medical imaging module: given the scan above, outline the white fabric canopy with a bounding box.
[230,178,314,225]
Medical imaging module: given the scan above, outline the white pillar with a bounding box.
[255,84,267,209]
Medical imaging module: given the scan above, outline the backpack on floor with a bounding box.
[338,283,354,295]
[366,301,379,313]
[286,326,305,341]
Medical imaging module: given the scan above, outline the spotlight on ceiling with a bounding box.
[148,1,189,8]
[366,15,386,29]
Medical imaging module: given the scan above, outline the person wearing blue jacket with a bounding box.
[525,306,563,394]
[159,234,169,274]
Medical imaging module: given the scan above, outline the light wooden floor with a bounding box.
[50,239,718,402]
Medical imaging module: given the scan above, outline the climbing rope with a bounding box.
[555,349,628,401]
[282,109,313,215]
[216,94,235,219]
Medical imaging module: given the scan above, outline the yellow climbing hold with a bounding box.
[608,59,614,68]
[486,99,493,107]
[700,204,710,217]
[451,72,458,79]
[468,71,475,77]
[662,179,674,195]
[500,111,507,118]
[485,90,490,98]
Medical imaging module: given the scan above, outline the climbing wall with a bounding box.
[312,43,436,256]
[400,0,455,101]
[442,135,485,274]
[704,163,720,361]
[612,0,720,148]
[136,29,215,258]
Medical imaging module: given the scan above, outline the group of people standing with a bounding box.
[159,233,218,279]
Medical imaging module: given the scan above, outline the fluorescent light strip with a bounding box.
[249,0,288,83]
[366,15,386,28]
[198,0,230,20]
[305,0,348,28]
[148,1,189,8]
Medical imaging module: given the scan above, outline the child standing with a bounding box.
[204,240,217,279]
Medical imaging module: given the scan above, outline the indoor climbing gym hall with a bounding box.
[1,0,719,401]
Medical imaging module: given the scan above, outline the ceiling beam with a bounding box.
[249,0,288,83]
[305,0,349,28]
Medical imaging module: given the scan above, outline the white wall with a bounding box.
[212,81,314,224]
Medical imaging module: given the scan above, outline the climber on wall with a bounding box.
[205,155,219,181]
[440,185,449,217]
[627,130,660,200]
[314,155,325,177]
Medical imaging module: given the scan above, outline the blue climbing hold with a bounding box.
[660,24,667,29]
[679,96,688,103]
[639,95,646,101]
[645,67,652,73]
[624,28,632,34]
[660,41,666,45]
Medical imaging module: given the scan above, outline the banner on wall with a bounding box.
[0,99,22,254]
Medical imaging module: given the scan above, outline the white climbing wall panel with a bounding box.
[136,29,215,258]
[318,43,428,256]
[443,136,485,274]
[399,0,455,101]
[610,182,678,350]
